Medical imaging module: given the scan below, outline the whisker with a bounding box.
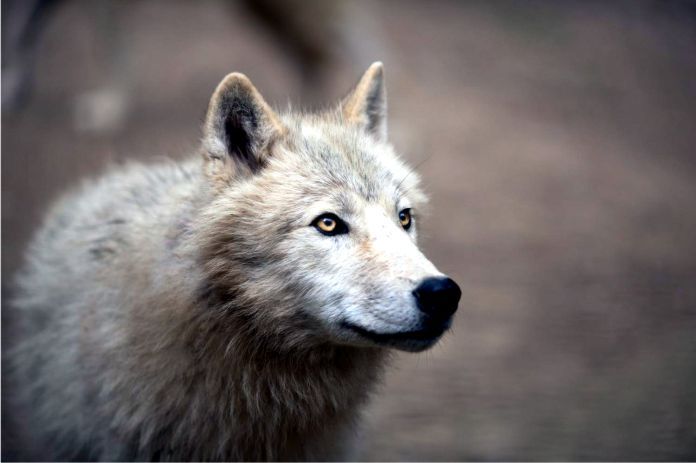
[396,155,431,194]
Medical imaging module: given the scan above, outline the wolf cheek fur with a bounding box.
[9,62,461,461]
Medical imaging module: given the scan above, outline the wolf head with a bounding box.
[197,63,460,353]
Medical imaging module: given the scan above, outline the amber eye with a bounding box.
[318,217,336,233]
[399,208,412,230]
[312,213,349,236]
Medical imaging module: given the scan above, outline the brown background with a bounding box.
[3,0,696,460]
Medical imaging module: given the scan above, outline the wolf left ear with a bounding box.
[341,62,387,142]
[203,73,286,183]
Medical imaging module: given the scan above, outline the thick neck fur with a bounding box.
[153,287,388,461]
[196,308,385,460]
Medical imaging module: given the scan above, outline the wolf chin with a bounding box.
[7,62,461,461]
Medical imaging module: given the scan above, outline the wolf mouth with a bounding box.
[340,320,449,345]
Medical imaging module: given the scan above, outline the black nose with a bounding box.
[413,277,461,320]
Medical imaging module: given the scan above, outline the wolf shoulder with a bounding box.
[16,156,206,319]
[29,158,204,261]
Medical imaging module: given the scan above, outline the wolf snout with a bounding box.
[412,277,461,322]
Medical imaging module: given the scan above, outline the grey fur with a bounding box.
[7,63,448,461]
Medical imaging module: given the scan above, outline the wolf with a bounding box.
[6,62,461,461]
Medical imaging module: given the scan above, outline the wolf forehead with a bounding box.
[263,115,425,206]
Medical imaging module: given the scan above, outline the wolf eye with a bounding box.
[398,208,412,230]
[312,213,348,236]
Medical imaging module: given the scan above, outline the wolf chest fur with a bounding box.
[9,62,461,461]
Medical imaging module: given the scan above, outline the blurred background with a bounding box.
[3,0,696,460]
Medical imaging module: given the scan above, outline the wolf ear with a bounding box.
[341,62,387,142]
[203,73,286,182]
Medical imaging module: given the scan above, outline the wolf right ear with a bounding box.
[203,73,286,184]
[341,62,387,142]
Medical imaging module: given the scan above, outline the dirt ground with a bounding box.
[3,0,696,460]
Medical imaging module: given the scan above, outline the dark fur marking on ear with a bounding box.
[220,97,262,172]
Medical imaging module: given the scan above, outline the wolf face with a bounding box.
[198,63,460,353]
